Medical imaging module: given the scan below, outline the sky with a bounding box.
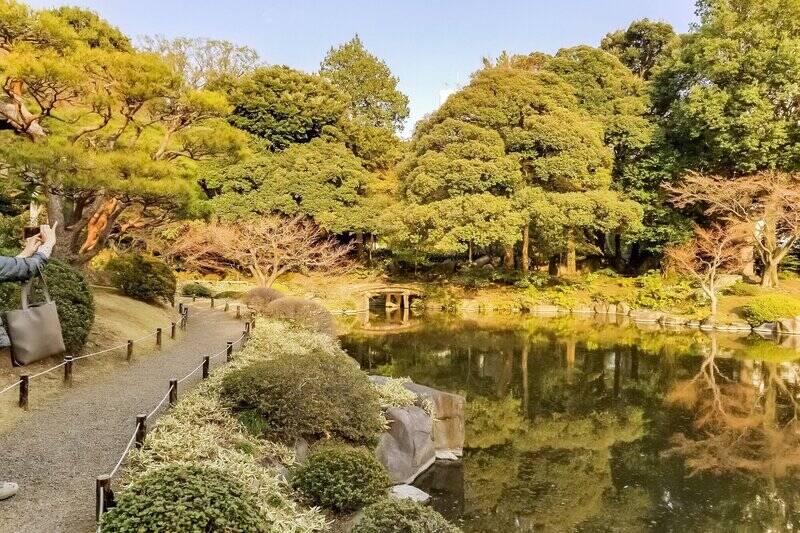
[27,0,698,132]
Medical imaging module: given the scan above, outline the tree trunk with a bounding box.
[468,242,473,263]
[503,245,515,271]
[562,232,577,276]
[548,255,559,276]
[709,293,718,317]
[521,226,529,274]
[761,258,780,288]
[614,233,623,271]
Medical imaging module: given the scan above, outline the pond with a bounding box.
[340,310,800,532]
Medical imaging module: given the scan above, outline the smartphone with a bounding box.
[23,227,40,239]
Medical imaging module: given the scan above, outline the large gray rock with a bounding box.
[777,317,800,336]
[390,484,431,504]
[528,304,561,316]
[571,305,594,315]
[659,315,687,327]
[617,302,631,316]
[753,322,777,335]
[630,309,663,323]
[404,382,465,456]
[593,302,609,315]
[375,406,436,484]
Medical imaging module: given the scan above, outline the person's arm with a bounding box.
[0,224,57,283]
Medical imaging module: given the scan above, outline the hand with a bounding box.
[17,235,43,258]
[39,222,58,248]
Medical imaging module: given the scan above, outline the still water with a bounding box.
[340,311,800,532]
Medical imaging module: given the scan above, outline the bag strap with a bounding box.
[20,264,52,310]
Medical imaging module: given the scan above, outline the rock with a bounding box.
[606,304,618,315]
[275,465,290,483]
[685,320,701,329]
[389,484,431,504]
[777,316,800,336]
[593,302,609,315]
[404,382,465,456]
[528,304,560,316]
[699,317,716,330]
[754,322,777,335]
[473,255,492,267]
[617,302,631,316]
[571,305,594,315]
[294,437,310,463]
[435,450,459,461]
[630,309,663,323]
[659,315,687,326]
[375,406,436,484]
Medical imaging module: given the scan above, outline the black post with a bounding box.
[19,374,29,410]
[210,297,215,309]
[170,322,176,339]
[236,305,241,319]
[126,340,133,362]
[192,296,196,302]
[156,328,162,349]
[224,301,229,312]
[202,356,210,379]
[135,414,147,448]
[178,302,184,314]
[244,321,250,341]
[226,341,233,362]
[96,475,112,522]
[64,356,73,386]
[169,379,178,406]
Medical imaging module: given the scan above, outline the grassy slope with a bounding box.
[0,288,178,429]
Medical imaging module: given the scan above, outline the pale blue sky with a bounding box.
[27,0,697,131]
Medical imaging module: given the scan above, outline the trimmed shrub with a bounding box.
[101,464,267,532]
[726,281,760,297]
[106,253,176,305]
[215,290,245,299]
[181,282,214,298]
[263,296,335,336]
[220,350,383,443]
[242,286,284,310]
[291,446,388,512]
[352,498,462,533]
[0,259,97,355]
[742,294,800,325]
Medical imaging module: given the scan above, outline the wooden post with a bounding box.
[210,297,215,309]
[126,340,133,362]
[135,414,147,448]
[236,305,241,319]
[170,322,176,339]
[244,321,251,340]
[64,356,74,386]
[169,379,178,406]
[19,374,29,410]
[226,341,233,362]
[224,302,229,312]
[96,475,112,522]
[192,296,196,302]
[202,356,210,379]
[178,302,184,314]
[156,328,162,349]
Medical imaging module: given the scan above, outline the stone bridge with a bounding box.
[357,285,423,311]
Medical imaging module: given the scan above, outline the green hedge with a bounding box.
[291,445,389,512]
[742,294,800,325]
[106,253,176,305]
[352,498,461,533]
[220,350,383,444]
[263,296,335,336]
[181,282,214,298]
[101,464,267,532]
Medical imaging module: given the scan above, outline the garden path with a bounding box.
[0,303,245,533]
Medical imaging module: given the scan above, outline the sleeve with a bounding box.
[0,252,49,283]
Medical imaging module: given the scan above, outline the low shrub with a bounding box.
[291,446,388,512]
[106,253,176,305]
[263,296,335,336]
[181,282,214,298]
[725,281,760,297]
[101,464,267,532]
[220,350,383,444]
[352,498,462,533]
[242,286,285,311]
[215,290,245,299]
[634,271,696,311]
[741,294,800,325]
[0,259,96,355]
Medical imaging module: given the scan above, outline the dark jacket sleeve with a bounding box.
[0,252,48,282]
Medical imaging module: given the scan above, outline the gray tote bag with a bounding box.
[5,271,66,366]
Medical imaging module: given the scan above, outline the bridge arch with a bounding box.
[355,286,422,311]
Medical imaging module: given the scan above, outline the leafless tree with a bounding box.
[665,172,800,287]
[666,223,745,317]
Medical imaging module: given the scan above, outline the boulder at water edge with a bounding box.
[375,406,436,484]
[403,381,466,456]
[390,484,431,504]
[777,316,800,336]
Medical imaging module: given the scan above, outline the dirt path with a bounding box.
[0,304,246,533]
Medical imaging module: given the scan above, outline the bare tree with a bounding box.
[666,172,800,287]
[666,223,745,317]
[168,216,352,287]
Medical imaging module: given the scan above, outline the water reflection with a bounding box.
[340,313,800,532]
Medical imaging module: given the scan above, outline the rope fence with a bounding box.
[94,324,252,527]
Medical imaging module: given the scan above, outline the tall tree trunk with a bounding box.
[562,232,577,276]
[548,255,559,276]
[521,226,529,274]
[503,245,515,271]
[761,258,780,288]
[709,292,718,317]
[614,233,623,271]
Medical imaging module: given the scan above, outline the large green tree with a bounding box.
[601,19,678,80]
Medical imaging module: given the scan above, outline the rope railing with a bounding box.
[95,321,253,528]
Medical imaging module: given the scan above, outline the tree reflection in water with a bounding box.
[340,314,800,532]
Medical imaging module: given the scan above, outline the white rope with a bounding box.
[109,423,140,478]
[0,379,22,396]
[146,389,172,421]
[72,331,158,362]
[28,360,67,380]
[177,361,205,384]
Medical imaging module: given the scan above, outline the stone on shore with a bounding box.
[375,406,436,484]
[777,317,800,336]
[630,309,663,323]
[389,484,431,504]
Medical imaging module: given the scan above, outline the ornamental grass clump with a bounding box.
[352,498,462,533]
[291,446,389,512]
[220,349,383,444]
[101,464,267,533]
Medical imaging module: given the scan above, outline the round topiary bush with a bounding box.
[742,294,800,325]
[215,290,245,299]
[352,498,461,533]
[181,282,214,298]
[242,286,284,311]
[220,350,383,443]
[105,253,176,305]
[263,296,335,336]
[291,446,389,512]
[101,464,267,533]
